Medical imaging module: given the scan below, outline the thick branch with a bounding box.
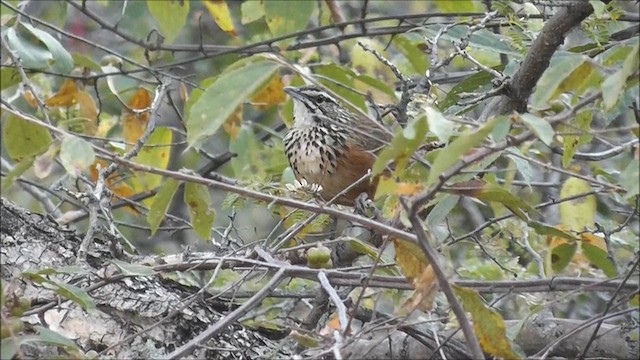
[488,0,595,115]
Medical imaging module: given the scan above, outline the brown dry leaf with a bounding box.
[89,159,136,211]
[203,0,237,36]
[251,75,287,109]
[393,238,440,314]
[319,311,348,337]
[76,90,98,135]
[46,78,78,107]
[222,105,242,139]
[179,82,188,102]
[34,144,60,179]
[546,224,579,273]
[580,233,607,251]
[122,88,151,144]
[399,264,438,314]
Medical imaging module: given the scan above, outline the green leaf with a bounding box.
[453,285,522,359]
[602,42,639,110]
[71,53,102,71]
[555,61,596,97]
[186,58,279,146]
[426,194,460,228]
[147,0,189,43]
[532,53,587,108]
[241,0,265,24]
[346,238,398,276]
[548,238,578,273]
[4,27,53,70]
[581,239,617,277]
[1,67,21,89]
[50,280,96,311]
[355,73,396,97]
[445,179,537,220]
[3,114,52,160]
[59,135,95,177]
[131,127,173,192]
[425,105,457,143]
[148,178,181,235]
[561,110,593,168]
[506,148,533,187]
[184,182,215,241]
[34,326,80,349]
[421,25,521,57]
[520,113,554,146]
[1,338,19,360]
[24,273,95,311]
[111,259,155,276]
[40,1,67,28]
[559,178,596,231]
[265,0,314,38]
[529,221,579,241]
[1,157,34,190]
[314,64,366,109]
[442,66,505,110]
[372,116,427,177]
[23,266,88,276]
[589,0,607,18]
[620,158,640,199]
[434,1,477,12]
[394,34,429,74]
[21,23,73,73]
[427,116,501,187]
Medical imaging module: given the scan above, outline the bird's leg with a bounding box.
[354,192,382,220]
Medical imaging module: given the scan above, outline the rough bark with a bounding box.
[2,197,637,359]
[1,197,288,359]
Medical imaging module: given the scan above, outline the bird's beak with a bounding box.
[284,86,303,101]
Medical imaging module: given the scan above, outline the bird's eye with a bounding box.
[316,96,325,104]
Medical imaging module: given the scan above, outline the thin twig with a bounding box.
[400,197,485,359]
[578,255,640,359]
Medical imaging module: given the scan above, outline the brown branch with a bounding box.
[494,1,595,113]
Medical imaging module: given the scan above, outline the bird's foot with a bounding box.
[354,192,382,220]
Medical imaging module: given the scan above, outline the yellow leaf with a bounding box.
[46,78,78,107]
[559,178,596,231]
[76,90,98,135]
[251,75,286,109]
[395,182,424,196]
[290,330,320,349]
[203,0,236,36]
[122,88,152,145]
[393,238,429,282]
[454,285,522,359]
[130,127,173,205]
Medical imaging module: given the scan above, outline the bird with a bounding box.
[283,85,392,206]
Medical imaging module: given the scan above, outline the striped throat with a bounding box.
[283,86,352,184]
